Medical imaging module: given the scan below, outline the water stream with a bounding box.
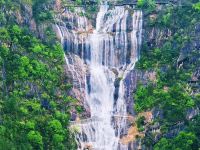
[56,2,142,150]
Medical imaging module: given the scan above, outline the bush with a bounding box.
[136,116,145,129]
[137,0,156,13]
[193,2,200,11]
[27,131,43,148]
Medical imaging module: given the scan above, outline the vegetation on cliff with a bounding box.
[0,0,78,149]
[134,0,200,149]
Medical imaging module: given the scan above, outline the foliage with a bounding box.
[137,0,156,13]
[134,83,194,123]
[135,41,179,69]
[27,131,43,149]
[83,1,100,19]
[135,3,200,149]
[75,0,82,5]
[0,25,77,149]
[186,115,200,147]
[154,132,198,150]
[134,83,155,112]
[32,0,54,23]
[136,116,145,131]
[193,2,200,11]
[136,4,200,69]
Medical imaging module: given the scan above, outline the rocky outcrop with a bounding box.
[177,23,200,94]
[124,70,157,115]
[64,54,91,119]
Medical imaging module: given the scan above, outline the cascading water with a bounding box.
[55,2,142,150]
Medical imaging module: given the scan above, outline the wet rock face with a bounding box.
[64,54,91,118]
[54,7,93,119]
[123,70,137,115]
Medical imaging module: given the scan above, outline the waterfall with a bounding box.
[55,2,142,150]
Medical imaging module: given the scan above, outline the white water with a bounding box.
[56,3,142,150]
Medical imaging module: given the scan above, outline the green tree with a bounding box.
[154,132,197,150]
[137,0,156,12]
[193,2,200,11]
[27,130,43,149]
[154,138,171,150]
[0,24,77,149]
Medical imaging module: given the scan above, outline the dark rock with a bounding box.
[114,77,121,103]
[41,100,50,110]
[124,70,137,115]
[71,112,77,121]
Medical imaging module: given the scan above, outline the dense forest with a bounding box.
[0,0,200,150]
[0,0,78,149]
